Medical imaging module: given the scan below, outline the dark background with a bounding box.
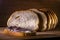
[0,0,60,27]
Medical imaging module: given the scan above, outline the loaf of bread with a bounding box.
[5,8,58,37]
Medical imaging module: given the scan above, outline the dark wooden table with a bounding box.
[0,27,60,40]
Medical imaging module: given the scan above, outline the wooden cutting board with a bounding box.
[0,27,60,40]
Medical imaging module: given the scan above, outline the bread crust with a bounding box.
[3,29,25,37]
[3,29,36,37]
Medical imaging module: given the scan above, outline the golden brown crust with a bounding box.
[3,29,36,37]
[3,29,25,37]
